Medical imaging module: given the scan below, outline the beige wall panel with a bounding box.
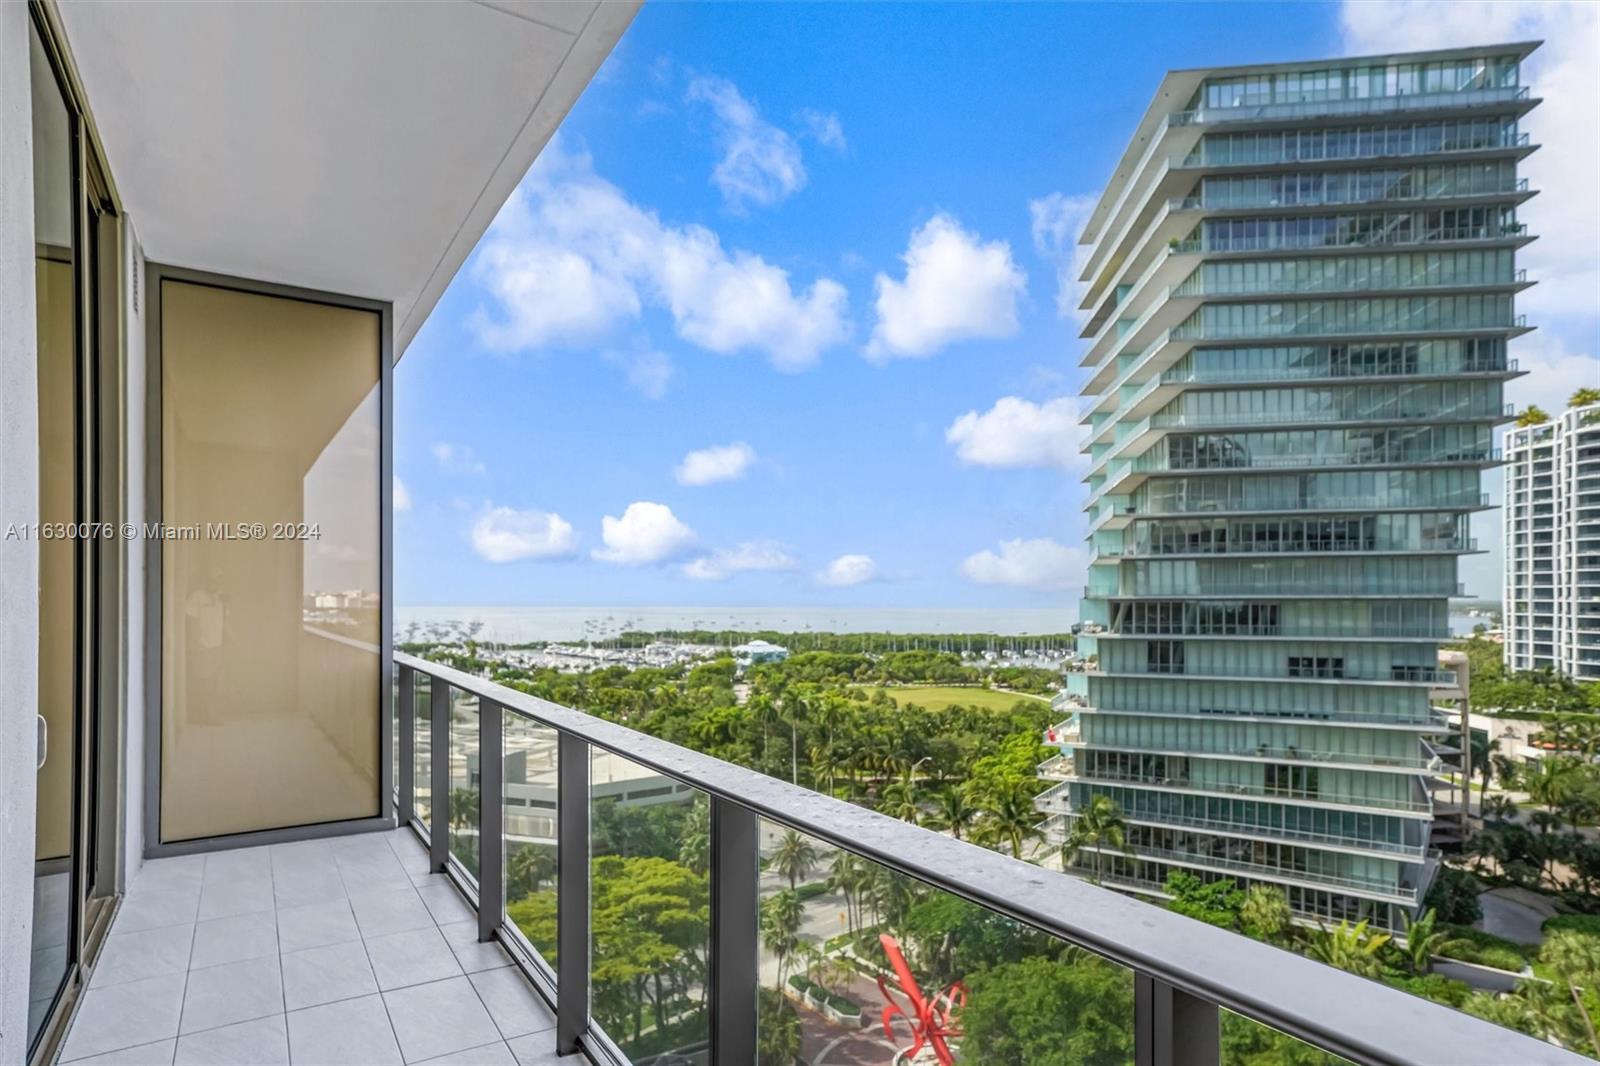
[160,279,380,842]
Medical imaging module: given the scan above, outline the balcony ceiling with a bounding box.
[56,0,637,354]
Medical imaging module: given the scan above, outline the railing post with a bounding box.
[1135,974,1220,1066]
[431,677,450,873]
[556,732,589,1055]
[709,798,759,1066]
[478,697,503,943]
[397,664,414,826]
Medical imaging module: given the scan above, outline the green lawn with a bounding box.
[861,684,1052,713]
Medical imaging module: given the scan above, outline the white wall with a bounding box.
[0,2,42,1060]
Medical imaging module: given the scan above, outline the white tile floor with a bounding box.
[59,828,577,1066]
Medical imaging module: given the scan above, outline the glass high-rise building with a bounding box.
[1040,44,1538,930]
[1505,400,1600,680]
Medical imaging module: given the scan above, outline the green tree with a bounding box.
[771,829,820,891]
[1061,795,1130,884]
[757,987,802,1064]
[1164,871,1246,930]
[927,785,980,841]
[1572,387,1600,408]
[1240,884,1293,946]
[1422,865,1482,925]
[761,890,804,990]
[1517,404,1550,427]
[977,782,1046,860]
[958,954,1134,1066]
[1541,930,1600,1058]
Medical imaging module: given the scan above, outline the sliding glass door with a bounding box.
[27,11,118,1057]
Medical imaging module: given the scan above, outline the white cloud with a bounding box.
[687,75,807,210]
[432,442,486,477]
[682,540,798,581]
[471,506,577,563]
[393,476,411,512]
[797,108,847,151]
[1339,2,1600,324]
[469,138,850,372]
[815,553,877,587]
[1029,192,1097,323]
[945,396,1085,470]
[593,501,697,565]
[961,538,1085,591]
[867,214,1026,359]
[674,442,757,486]
[605,347,675,399]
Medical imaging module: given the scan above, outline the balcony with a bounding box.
[1167,86,1533,128]
[62,652,1568,1066]
[1168,177,1532,213]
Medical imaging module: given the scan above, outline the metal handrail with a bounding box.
[395,652,1581,1066]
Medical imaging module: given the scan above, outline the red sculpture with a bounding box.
[876,933,967,1066]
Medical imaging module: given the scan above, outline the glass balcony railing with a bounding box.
[1169,176,1530,213]
[1171,223,1529,255]
[1171,267,1527,299]
[1132,450,1501,475]
[1042,808,1429,861]
[1079,839,1421,902]
[394,652,1564,1066]
[1131,492,1492,516]
[1148,406,1511,428]
[1160,357,1516,384]
[1181,129,1532,169]
[1065,766,1434,814]
[1167,86,1531,128]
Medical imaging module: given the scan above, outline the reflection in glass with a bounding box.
[160,280,381,841]
[754,820,1135,1065]
[415,674,432,826]
[449,688,480,880]
[503,711,559,963]
[1222,1011,1351,1066]
[590,751,709,1059]
[29,16,76,1049]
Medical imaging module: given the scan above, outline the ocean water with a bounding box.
[395,605,1077,643]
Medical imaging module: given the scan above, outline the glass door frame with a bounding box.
[140,263,396,858]
[26,3,127,1063]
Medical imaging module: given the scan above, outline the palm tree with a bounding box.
[678,796,710,875]
[927,785,979,841]
[1307,919,1391,980]
[1541,930,1600,1058]
[749,694,782,765]
[1572,386,1600,408]
[771,829,820,891]
[879,780,922,824]
[1061,794,1130,883]
[761,890,804,989]
[979,783,1046,860]
[1398,907,1447,975]
[1527,757,1578,815]
[1482,793,1519,824]
[828,851,866,935]
[1516,404,1550,427]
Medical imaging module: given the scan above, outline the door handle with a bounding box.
[37,714,47,770]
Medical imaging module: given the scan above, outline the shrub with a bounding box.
[1436,925,1533,972]
[1544,914,1600,937]
[1386,972,1474,1007]
[794,880,831,902]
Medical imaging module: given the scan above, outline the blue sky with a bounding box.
[394,1,1599,610]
